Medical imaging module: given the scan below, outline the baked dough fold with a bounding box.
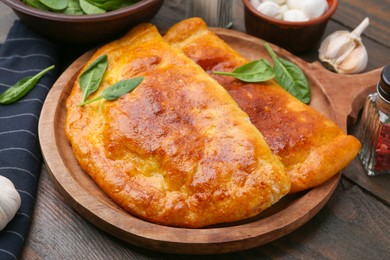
[164,18,361,193]
[65,23,290,228]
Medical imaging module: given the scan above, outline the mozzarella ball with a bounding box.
[283,9,309,22]
[301,0,328,19]
[286,0,301,9]
[257,2,282,19]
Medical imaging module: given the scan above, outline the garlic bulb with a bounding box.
[319,17,370,74]
[0,176,21,231]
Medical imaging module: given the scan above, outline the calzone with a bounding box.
[65,23,290,228]
[164,18,361,193]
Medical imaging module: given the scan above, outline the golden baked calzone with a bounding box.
[65,23,290,228]
[164,18,361,193]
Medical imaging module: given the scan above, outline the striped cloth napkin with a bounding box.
[0,21,58,259]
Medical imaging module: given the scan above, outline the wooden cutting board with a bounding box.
[38,28,381,254]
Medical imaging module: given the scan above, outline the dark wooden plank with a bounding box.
[333,0,390,47]
[151,0,187,31]
[23,167,390,259]
[22,165,159,259]
[244,178,390,259]
[343,158,390,206]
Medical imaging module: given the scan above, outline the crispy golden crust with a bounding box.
[164,18,361,193]
[65,23,290,228]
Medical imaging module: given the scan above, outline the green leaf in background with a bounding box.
[78,54,108,103]
[0,65,55,105]
[63,0,84,15]
[264,42,311,104]
[79,0,106,14]
[78,77,144,106]
[23,0,50,11]
[22,0,139,15]
[86,0,136,11]
[213,59,275,83]
[39,0,69,11]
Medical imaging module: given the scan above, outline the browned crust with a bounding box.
[65,23,290,228]
[164,18,361,193]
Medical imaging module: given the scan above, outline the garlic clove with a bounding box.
[336,45,368,74]
[257,2,282,19]
[283,9,309,22]
[320,32,358,63]
[318,17,370,74]
[0,176,21,231]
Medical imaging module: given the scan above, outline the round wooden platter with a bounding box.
[38,28,381,254]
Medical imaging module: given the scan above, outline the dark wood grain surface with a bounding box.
[1,0,389,259]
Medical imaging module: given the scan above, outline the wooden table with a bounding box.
[1,0,390,258]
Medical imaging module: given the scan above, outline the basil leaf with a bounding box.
[63,0,84,15]
[78,77,143,106]
[23,0,50,10]
[23,0,139,14]
[0,65,55,105]
[78,54,108,103]
[213,59,275,82]
[39,0,69,10]
[86,0,135,11]
[101,77,144,100]
[79,0,106,14]
[264,43,311,104]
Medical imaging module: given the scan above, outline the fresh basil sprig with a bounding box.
[40,0,69,10]
[79,0,105,14]
[0,65,55,105]
[22,0,140,15]
[24,0,50,10]
[264,43,310,104]
[213,59,275,82]
[78,54,108,104]
[85,0,136,11]
[212,43,311,104]
[78,77,144,106]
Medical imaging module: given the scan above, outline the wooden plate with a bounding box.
[38,28,381,254]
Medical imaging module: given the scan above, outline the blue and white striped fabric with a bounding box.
[0,21,58,260]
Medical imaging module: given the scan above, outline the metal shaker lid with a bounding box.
[378,64,390,102]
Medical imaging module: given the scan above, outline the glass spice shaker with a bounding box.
[357,64,390,175]
[185,0,234,28]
